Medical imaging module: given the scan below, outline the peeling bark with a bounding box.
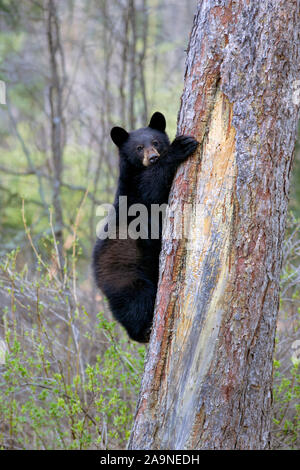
[128,0,300,450]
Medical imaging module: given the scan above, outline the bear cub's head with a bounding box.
[110,112,170,168]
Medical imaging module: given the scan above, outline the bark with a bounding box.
[138,0,148,126]
[128,0,300,450]
[128,0,137,129]
[120,3,129,126]
[46,0,66,272]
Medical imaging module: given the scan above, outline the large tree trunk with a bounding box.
[128,0,300,450]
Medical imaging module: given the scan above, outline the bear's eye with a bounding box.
[152,140,159,147]
[137,145,144,152]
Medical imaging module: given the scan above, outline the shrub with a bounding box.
[0,234,145,449]
[272,214,300,449]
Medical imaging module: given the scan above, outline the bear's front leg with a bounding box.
[169,135,199,162]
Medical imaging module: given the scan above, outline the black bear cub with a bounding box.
[93,112,198,342]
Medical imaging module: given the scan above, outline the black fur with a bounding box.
[93,112,198,342]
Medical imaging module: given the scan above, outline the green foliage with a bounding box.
[0,138,115,256]
[0,246,145,449]
[0,31,24,59]
[0,1,21,28]
[273,358,300,449]
[272,215,300,449]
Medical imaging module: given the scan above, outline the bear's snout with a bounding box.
[143,147,160,166]
[149,154,158,164]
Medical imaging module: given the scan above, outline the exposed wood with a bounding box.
[128,0,300,450]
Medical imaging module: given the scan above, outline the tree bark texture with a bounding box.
[128,0,300,450]
[47,0,66,271]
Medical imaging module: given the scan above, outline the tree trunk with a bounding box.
[128,0,137,129]
[47,0,66,272]
[128,0,300,450]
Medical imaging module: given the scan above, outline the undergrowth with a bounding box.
[0,204,145,449]
[0,210,299,449]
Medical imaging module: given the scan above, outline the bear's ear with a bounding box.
[110,127,129,147]
[149,112,166,133]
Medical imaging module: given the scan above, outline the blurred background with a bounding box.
[0,0,197,268]
[0,0,299,450]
